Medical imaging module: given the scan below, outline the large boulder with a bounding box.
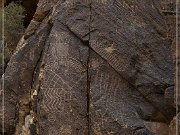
[0,0,177,134]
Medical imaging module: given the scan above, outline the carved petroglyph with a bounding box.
[37,20,89,134]
[60,125,72,134]
[104,44,116,54]
[89,57,143,134]
[41,65,86,113]
[39,54,87,134]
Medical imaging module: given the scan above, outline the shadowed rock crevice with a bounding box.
[86,40,91,135]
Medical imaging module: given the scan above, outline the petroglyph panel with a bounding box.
[38,21,89,135]
[89,0,175,124]
[88,52,152,134]
[2,0,176,134]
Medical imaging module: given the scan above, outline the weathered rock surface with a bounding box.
[0,0,178,135]
[169,113,180,135]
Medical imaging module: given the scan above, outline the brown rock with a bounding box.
[169,113,180,135]
[144,122,169,135]
[0,0,178,135]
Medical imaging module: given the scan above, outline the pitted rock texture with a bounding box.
[0,0,178,135]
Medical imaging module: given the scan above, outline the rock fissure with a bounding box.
[31,49,44,89]
[86,43,91,135]
[87,2,92,135]
[14,21,53,135]
[29,22,53,135]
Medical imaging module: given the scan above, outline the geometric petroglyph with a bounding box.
[48,113,57,123]
[43,68,86,90]
[40,39,87,116]
[56,57,86,73]
[51,42,69,58]
[42,88,76,113]
[91,71,138,130]
[60,125,72,134]
[43,68,71,88]
[45,56,86,73]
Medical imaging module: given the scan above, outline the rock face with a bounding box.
[169,113,180,135]
[0,0,178,135]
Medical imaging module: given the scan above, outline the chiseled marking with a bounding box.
[60,125,72,134]
[104,44,116,53]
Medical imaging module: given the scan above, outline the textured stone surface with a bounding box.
[169,113,180,135]
[0,0,178,135]
[144,122,169,135]
[1,18,52,134]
